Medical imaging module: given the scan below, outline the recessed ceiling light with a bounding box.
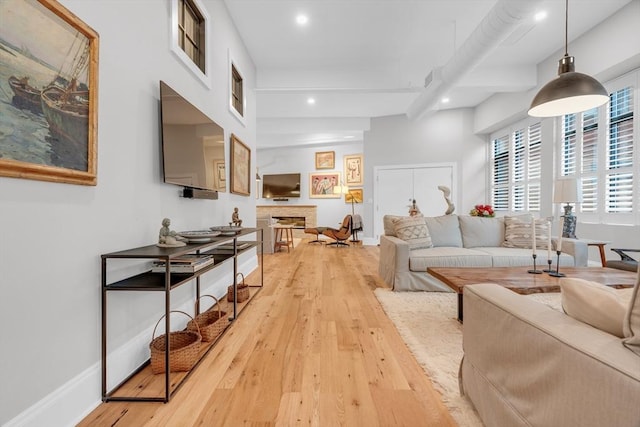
[307,97,315,105]
[441,97,450,104]
[534,11,547,22]
[296,14,308,26]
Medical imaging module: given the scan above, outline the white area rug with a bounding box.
[374,289,566,427]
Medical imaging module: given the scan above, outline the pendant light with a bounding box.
[528,0,608,117]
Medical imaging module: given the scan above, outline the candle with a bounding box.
[557,217,564,252]
[547,221,552,260]
[531,218,537,255]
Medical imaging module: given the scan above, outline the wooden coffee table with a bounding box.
[427,266,636,322]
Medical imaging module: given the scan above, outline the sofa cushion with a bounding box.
[392,215,433,250]
[477,247,575,267]
[623,270,640,355]
[425,214,463,247]
[408,247,492,271]
[459,216,505,248]
[503,215,551,249]
[560,278,626,337]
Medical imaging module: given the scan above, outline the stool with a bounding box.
[274,225,294,253]
[304,226,327,244]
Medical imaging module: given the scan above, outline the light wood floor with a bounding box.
[80,240,456,426]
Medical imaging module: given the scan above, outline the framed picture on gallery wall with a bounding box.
[213,159,226,192]
[344,154,363,186]
[230,134,251,196]
[0,0,99,186]
[309,172,341,198]
[345,188,363,204]
[315,151,335,169]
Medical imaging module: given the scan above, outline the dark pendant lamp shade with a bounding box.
[528,1,609,117]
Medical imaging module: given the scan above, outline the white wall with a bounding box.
[257,142,365,228]
[0,1,256,425]
[362,109,487,239]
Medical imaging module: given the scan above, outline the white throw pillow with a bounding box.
[503,216,551,250]
[560,278,626,338]
[425,215,463,247]
[383,215,404,237]
[623,270,640,355]
[459,216,504,248]
[392,216,433,250]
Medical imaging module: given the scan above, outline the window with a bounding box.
[490,121,542,212]
[231,64,244,116]
[559,71,638,225]
[170,0,210,87]
[177,0,205,73]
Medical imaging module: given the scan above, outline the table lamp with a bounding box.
[553,178,581,238]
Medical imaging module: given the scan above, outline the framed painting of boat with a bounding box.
[0,0,99,185]
[230,134,251,196]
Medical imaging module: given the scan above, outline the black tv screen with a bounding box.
[159,81,225,192]
[262,173,301,199]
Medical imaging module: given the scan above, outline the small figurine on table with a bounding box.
[158,218,185,247]
[231,207,242,227]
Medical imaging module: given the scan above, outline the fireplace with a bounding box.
[256,205,317,238]
[272,216,305,228]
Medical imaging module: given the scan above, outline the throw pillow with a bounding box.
[560,278,626,337]
[392,216,433,250]
[503,216,551,249]
[623,270,640,355]
[425,214,463,247]
[383,215,404,237]
[459,216,505,248]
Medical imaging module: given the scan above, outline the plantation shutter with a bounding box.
[528,123,542,211]
[606,87,634,213]
[512,129,526,211]
[581,108,599,212]
[562,114,577,176]
[492,135,509,211]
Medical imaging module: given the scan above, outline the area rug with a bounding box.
[373,289,567,427]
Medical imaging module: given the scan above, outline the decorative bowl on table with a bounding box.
[177,230,222,242]
[210,225,242,236]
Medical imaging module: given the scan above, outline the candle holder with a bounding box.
[548,250,566,277]
[543,258,553,273]
[528,253,542,274]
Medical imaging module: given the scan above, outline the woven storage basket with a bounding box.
[187,295,228,342]
[150,311,201,374]
[227,272,250,303]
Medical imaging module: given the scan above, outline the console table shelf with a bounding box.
[101,228,263,403]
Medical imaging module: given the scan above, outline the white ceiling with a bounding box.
[223,0,632,149]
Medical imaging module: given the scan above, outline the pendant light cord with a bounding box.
[564,0,569,56]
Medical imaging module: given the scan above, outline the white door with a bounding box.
[374,164,455,242]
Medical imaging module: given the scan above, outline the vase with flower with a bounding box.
[470,204,495,217]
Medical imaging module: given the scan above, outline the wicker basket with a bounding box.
[150,311,201,374]
[187,295,228,342]
[227,272,250,303]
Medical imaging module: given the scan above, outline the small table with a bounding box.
[273,225,294,253]
[578,238,610,266]
[428,266,636,322]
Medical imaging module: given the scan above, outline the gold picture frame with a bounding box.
[315,151,335,169]
[345,188,363,204]
[230,134,250,196]
[309,172,341,198]
[0,0,99,186]
[344,154,363,186]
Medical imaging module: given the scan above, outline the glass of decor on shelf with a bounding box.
[470,204,495,217]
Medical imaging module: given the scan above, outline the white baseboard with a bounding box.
[4,258,259,427]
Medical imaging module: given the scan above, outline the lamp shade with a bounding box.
[553,178,582,203]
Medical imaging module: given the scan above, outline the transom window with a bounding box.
[231,64,244,117]
[177,0,205,73]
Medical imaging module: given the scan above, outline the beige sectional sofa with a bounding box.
[379,214,588,291]
[460,281,640,427]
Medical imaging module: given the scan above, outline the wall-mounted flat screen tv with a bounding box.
[262,173,301,199]
[160,81,226,192]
